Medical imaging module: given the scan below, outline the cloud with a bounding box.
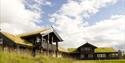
[0,0,46,34]
[84,15,125,47]
[50,0,125,50]
[44,1,52,6]
[58,0,117,18]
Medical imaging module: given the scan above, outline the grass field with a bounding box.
[74,60,125,63]
[0,49,125,63]
[0,50,73,63]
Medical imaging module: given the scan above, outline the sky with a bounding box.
[0,0,125,51]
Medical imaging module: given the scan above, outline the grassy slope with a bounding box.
[0,50,72,63]
[74,60,125,63]
[0,50,125,63]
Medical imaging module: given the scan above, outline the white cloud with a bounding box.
[45,1,52,6]
[50,0,125,50]
[59,0,117,18]
[84,15,125,47]
[0,0,45,34]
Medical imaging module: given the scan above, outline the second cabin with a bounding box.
[68,42,122,60]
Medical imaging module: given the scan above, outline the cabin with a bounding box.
[0,28,63,57]
[0,32,32,50]
[69,42,122,60]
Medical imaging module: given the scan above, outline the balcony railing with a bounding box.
[0,39,3,45]
[42,41,56,51]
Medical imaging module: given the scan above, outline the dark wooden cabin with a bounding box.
[17,28,63,57]
[0,32,32,50]
[0,28,63,57]
[69,42,122,60]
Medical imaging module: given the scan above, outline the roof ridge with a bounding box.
[17,28,49,37]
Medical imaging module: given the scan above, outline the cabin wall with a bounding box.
[20,34,59,57]
[0,34,16,47]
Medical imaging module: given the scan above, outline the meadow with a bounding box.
[0,48,125,63]
[0,50,72,63]
[74,60,125,63]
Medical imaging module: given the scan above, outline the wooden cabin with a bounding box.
[69,42,122,60]
[0,32,32,50]
[0,28,63,57]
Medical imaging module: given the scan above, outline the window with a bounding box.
[81,47,91,51]
[84,47,91,51]
[80,54,84,58]
[110,53,118,57]
[88,54,93,58]
[97,54,106,58]
[36,37,41,43]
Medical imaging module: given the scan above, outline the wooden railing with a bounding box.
[0,39,3,45]
[42,41,56,51]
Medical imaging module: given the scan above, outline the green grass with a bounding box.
[0,48,125,63]
[74,60,125,63]
[95,47,115,52]
[0,49,73,63]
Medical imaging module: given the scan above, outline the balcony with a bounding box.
[42,41,56,51]
[0,39,3,45]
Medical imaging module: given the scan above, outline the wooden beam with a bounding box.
[56,41,58,57]
[32,37,36,57]
[51,36,53,55]
[40,35,43,53]
[47,33,49,56]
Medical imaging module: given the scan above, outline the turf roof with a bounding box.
[95,47,116,52]
[67,47,116,53]
[0,32,32,46]
[17,28,63,41]
[17,28,48,37]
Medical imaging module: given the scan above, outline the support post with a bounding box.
[47,34,49,56]
[40,35,43,53]
[118,50,122,59]
[56,41,58,57]
[32,38,36,57]
[51,36,53,56]
[32,46,36,57]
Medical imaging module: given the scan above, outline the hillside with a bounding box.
[0,50,73,63]
[0,49,125,63]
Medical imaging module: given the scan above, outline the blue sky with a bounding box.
[36,0,125,27]
[86,0,125,26]
[36,0,67,26]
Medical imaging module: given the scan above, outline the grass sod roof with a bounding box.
[95,47,116,52]
[67,47,116,53]
[17,28,49,37]
[67,48,77,52]
[0,32,32,46]
[17,28,63,41]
